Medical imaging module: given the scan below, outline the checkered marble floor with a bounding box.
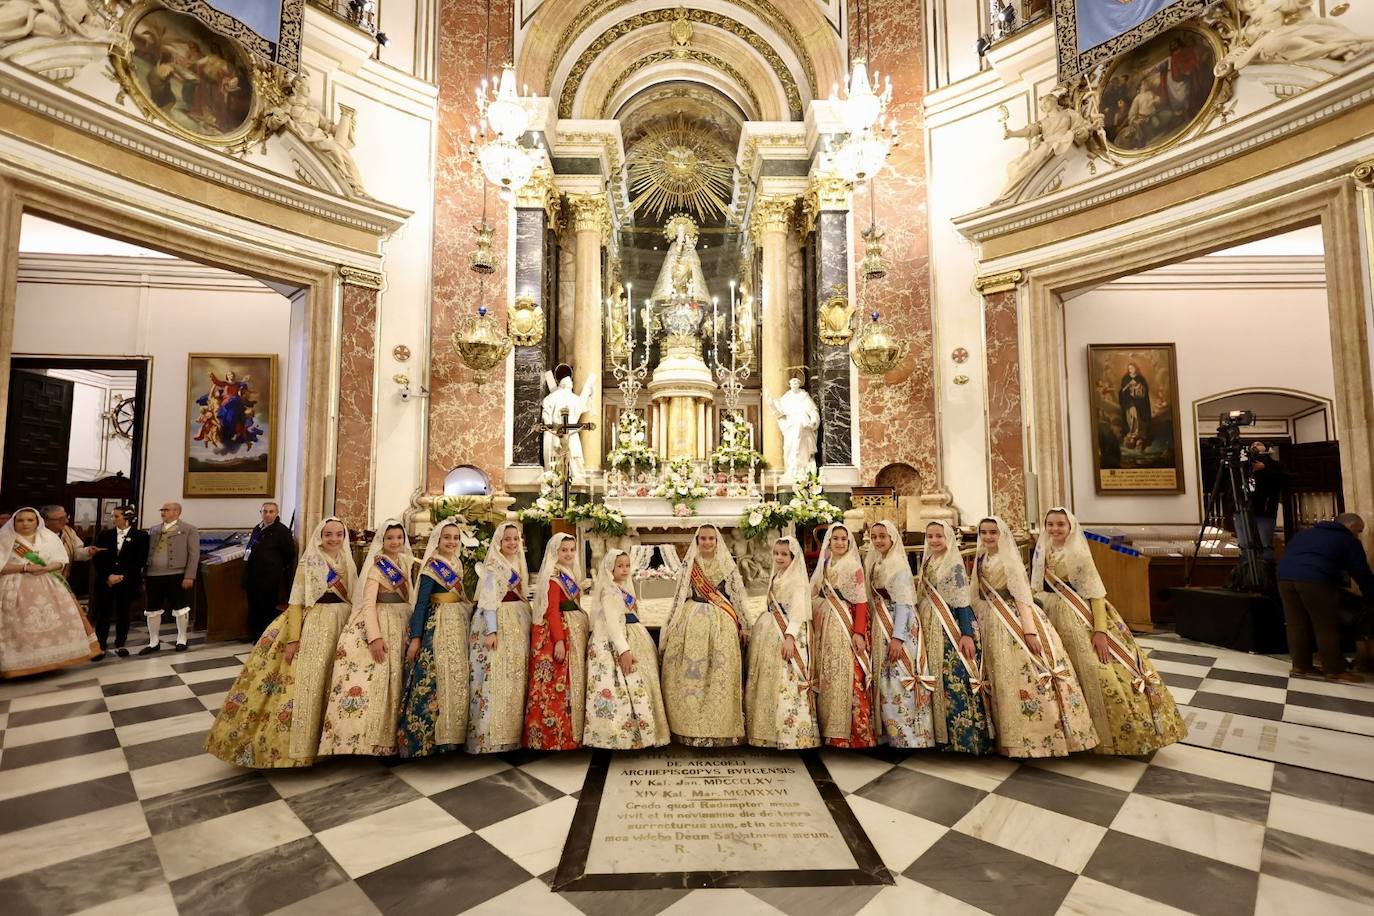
[2,633,1373,916]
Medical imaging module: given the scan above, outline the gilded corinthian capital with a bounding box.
[567,193,612,240]
[750,194,795,246]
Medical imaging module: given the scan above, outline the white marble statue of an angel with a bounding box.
[1217,0,1372,76]
[542,365,595,478]
[264,74,369,197]
[769,377,819,482]
[996,94,1095,203]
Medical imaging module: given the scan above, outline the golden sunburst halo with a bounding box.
[626,114,735,223]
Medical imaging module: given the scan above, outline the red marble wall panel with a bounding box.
[335,283,377,529]
[984,288,1028,529]
[427,0,513,493]
[848,0,938,489]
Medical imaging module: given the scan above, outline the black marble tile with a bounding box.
[123,730,213,770]
[101,674,184,697]
[357,834,530,916]
[1204,668,1289,689]
[0,698,9,715]
[1272,763,1374,816]
[266,880,382,915]
[0,772,137,834]
[1155,671,1204,690]
[108,696,208,727]
[1133,765,1270,824]
[0,728,121,770]
[903,831,1076,916]
[285,767,421,833]
[187,676,239,697]
[749,884,884,916]
[560,886,690,916]
[170,835,349,916]
[430,768,564,831]
[1187,691,1285,722]
[1084,830,1259,916]
[1284,689,1374,718]
[171,656,245,674]
[1147,649,1218,666]
[0,836,164,916]
[1260,827,1374,906]
[854,766,986,827]
[994,766,1129,827]
[5,697,107,727]
[143,772,281,834]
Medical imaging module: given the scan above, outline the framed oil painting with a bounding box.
[1095,22,1224,157]
[184,354,277,497]
[111,2,263,150]
[1087,343,1185,494]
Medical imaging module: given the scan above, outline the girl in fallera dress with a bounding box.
[318,520,415,757]
[865,520,935,749]
[584,549,670,749]
[973,516,1097,758]
[397,521,471,757]
[744,537,819,749]
[0,508,99,678]
[811,523,876,748]
[1031,507,1185,755]
[523,532,589,750]
[206,517,357,767]
[659,524,748,747]
[467,521,531,754]
[918,520,995,755]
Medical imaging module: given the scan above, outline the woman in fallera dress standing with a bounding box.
[659,524,748,747]
[973,516,1097,758]
[207,516,356,767]
[811,523,876,748]
[397,520,471,757]
[745,536,819,749]
[0,507,99,678]
[1031,507,1185,755]
[865,520,935,749]
[918,520,995,755]
[584,549,670,749]
[318,520,415,757]
[523,532,589,750]
[467,521,531,754]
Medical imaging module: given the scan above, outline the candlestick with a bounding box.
[712,296,719,365]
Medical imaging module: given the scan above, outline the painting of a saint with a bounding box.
[1088,344,1185,493]
[184,354,277,497]
[1097,24,1222,154]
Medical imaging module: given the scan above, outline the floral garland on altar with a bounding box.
[606,412,659,473]
[709,412,765,472]
[514,469,628,535]
[738,471,843,539]
[650,456,710,515]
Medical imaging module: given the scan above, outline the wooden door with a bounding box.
[1,370,74,509]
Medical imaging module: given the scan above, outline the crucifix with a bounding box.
[536,407,596,513]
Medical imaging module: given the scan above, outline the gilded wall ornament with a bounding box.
[818,285,856,346]
[626,114,734,222]
[508,296,546,347]
[599,50,763,121]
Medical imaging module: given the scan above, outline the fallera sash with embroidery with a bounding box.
[767,591,812,689]
[555,569,581,601]
[821,574,871,687]
[977,560,1071,691]
[428,557,459,589]
[12,541,71,589]
[923,578,993,726]
[323,563,349,598]
[1044,569,1160,698]
[375,555,409,598]
[621,587,639,625]
[871,586,935,694]
[689,561,739,629]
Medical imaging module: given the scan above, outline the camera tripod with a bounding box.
[1186,451,1269,593]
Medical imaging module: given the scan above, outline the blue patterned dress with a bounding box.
[918,561,995,755]
[397,556,470,757]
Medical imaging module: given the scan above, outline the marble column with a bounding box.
[568,193,609,472]
[752,195,794,471]
[977,273,1028,530]
[512,172,560,467]
[336,273,381,529]
[809,178,853,467]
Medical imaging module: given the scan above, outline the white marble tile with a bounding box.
[1285,676,1374,698]
[478,794,580,876]
[1026,753,1149,792]
[1283,704,1374,737]
[1059,875,1194,916]
[1254,873,1374,916]
[387,754,511,796]
[103,684,196,711]
[1208,653,1292,676]
[197,691,228,712]
[175,664,246,685]
[515,748,592,794]
[263,756,390,798]
[0,747,129,802]
[130,751,242,800]
[153,798,311,881]
[819,749,895,793]
[4,711,113,747]
[315,797,469,878]
[463,877,583,915]
[954,793,1107,873]
[1267,791,1374,855]
[1111,793,1265,870]
[6,683,105,711]
[95,660,180,685]
[1151,658,1213,679]
[71,882,179,916]
[1168,687,1196,706]
[658,889,786,916]
[1147,742,1274,791]
[856,875,989,915]
[115,709,213,746]
[1181,706,1374,781]
[0,801,150,880]
[845,795,949,872]
[897,752,1019,792]
[1196,678,1288,705]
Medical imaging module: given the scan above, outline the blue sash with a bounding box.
[428,557,459,588]
[622,588,639,624]
[555,569,580,600]
[376,556,404,587]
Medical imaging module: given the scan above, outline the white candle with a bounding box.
[712,296,719,364]
[625,282,633,355]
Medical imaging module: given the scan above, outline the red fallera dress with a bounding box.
[828,590,876,749]
[522,573,582,749]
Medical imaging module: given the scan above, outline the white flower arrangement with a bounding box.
[788,471,844,525]
[606,412,659,473]
[651,456,710,511]
[710,411,765,472]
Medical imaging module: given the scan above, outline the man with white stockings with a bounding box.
[142,502,200,653]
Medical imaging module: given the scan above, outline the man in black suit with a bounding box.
[92,505,150,658]
[242,501,297,640]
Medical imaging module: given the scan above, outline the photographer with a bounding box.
[1238,441,1284,560]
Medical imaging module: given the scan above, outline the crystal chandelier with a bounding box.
[827,59,896,184]
[470,64,538,197]
[850,310,909,379]
[452,305,513,387]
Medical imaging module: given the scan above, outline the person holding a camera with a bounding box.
[1239,441,1284,560]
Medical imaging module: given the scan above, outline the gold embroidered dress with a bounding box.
[745,537,819,749]
[866,521,935,749]
[1031,508,1185,755]
[467,521,531,754]
[397,522,471,757]
[660,525,747,747]
[207,517,357,767]
[319,521,415,756]
[584,550,670,749]
[810,524,875,747]
[973,516,1097,758]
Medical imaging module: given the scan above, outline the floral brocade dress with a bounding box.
[397,557,471,757]
[918,563,995,755]
[467,571,531,754]
[871,585,935,749]
[744,593,819,749]
[660,562,745,747]
[585,587,670,750]
[814,562,876,748]
[523,572,589,750]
